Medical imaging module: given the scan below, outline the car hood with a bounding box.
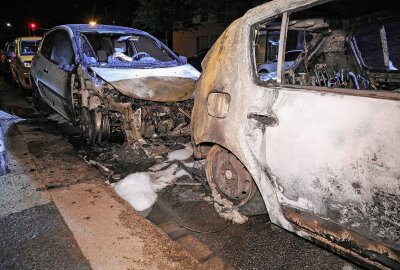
[19,55,34,62]
[91,64,201,102]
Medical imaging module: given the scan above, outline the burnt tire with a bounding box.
[206,145,267,216]
[80,108,97,147]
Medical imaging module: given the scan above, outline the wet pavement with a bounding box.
[0,203,91,270]
[0,79,91,270]
[0,74,362,269]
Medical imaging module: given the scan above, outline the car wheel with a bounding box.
[80,107,97,146]
[206,144,256,206]
[206,145,267,215]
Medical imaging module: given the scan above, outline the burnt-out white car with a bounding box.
[31,24,200,144]
[191,0,399,268]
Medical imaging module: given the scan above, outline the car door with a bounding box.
[34,29,75,119]
[247,10,399,267]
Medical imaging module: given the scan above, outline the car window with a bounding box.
[20,40,40,56]
[254,16,311,79]
[383,22,400,70]
[354,23,400,71]
[354,27,386,70]
[50,31,74,65]
[7,44,15,54]
[252,3,400,92]
[80,32,175,64]
[40,32,56,60]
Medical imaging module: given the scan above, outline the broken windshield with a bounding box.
[79,32,179,68]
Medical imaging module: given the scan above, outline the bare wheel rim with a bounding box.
[206,145,254,206]
[80,108,96,146]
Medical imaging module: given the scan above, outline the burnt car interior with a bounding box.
[80,32,175,63]
[254,0,400,91]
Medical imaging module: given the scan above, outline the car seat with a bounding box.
[97,37,113,62]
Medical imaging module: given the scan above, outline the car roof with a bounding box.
[16,36,42,41]
[62,24,149,36]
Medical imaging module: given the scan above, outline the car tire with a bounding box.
[205,144,267,216]
[80,107,97,147]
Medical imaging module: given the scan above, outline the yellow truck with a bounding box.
[10,36,42,93]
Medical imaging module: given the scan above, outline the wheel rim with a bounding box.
[206,145,254,206]
[80,108,96,146]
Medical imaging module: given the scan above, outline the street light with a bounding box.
[89,21,97,26]
[5,22,12,27]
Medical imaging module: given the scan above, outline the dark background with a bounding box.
[0,0,266,48]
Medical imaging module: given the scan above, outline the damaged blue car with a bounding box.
[30,24,200,144]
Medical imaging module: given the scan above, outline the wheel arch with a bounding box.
[196,139,295,230]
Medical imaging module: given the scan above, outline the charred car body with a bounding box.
[31,24,200,144]
[192,0,399,269]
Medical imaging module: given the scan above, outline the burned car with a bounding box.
[31,24,200,144]
[191,0,399,269]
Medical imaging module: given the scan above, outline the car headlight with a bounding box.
[23,62,31,68]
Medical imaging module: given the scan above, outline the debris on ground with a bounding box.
[46,113,68,124]
[167,143,193,161]
[204,194,249,225]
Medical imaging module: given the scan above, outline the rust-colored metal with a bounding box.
[282,206,399,269]
[206,145,255,206]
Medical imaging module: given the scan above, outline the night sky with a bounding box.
[0,0,139,46]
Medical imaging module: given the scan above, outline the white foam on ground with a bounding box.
[113,162,194,213]
[112,172,157,212]
[175,169,190,178]
[150,164,179,192]
[167,144,193,161]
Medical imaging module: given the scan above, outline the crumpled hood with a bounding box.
[91,64,200,102]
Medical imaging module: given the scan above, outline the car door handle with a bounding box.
[248,113,279,127]
[43,68,48,73]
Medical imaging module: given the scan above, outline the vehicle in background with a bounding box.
[191,0,400,269]
[188,48,210,72]
[10,37,42,93]
[31,24,200,145]
[0,42,15,75]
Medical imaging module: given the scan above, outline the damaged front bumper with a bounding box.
[74,64,200,143]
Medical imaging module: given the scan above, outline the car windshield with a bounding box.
[79,32,178,68]
[20,40,40,56]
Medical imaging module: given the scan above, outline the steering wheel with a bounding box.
[132,52,150,60]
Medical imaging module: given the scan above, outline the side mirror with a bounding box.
[178,56,187,64]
